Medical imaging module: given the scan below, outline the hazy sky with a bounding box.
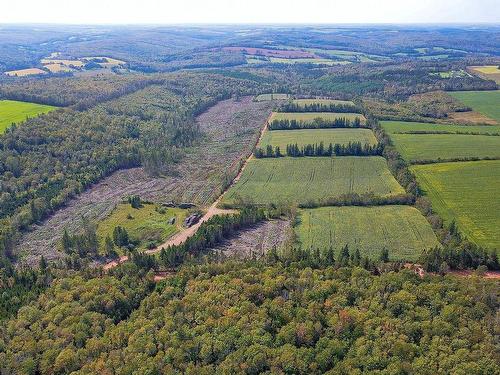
[2,0,499,24]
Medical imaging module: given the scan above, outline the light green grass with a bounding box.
[254,93,290,101]
[448,91,500,122]
[389,133,500,162]
[270,112,366,123]
[222,156,405,206]
[293,98,355,106]
[381,120,500,135]
[96,202,187,254]
[411,160,500,251]
[0,100,56,133]
[295,205,440,260]
[260,128,377,152]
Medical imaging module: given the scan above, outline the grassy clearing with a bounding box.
[411,160,500,250]
[381,120,500,135]
[222,156,405,206]
[260,128,377,151]
[4,68,47,77]
[448,91,500,123]
[390,133,500,162]
[295,205,440,260]
[0,100,57,133]
[293,98,355,106]
[270,112,366,123]
[255,93,290,101]
[96,202,188,254]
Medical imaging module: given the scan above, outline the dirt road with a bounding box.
[103,111,272,270]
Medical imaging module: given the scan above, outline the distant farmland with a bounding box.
[260,128,378,152]
[222,46,317,59]
[0,100,57,133]
[468,65,500,84]
[221,156,405,206]
[270,112,366,123]
[295,205,440,260]
[448,91,500,123]
[4,68,47,77]
[389,133,500,162]
[411,160,500,251]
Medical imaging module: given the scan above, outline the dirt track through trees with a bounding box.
[15,97,273,267]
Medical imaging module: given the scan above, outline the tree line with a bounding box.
[254,141,383,158]
[269,116,362,130]
[277,102,360,113]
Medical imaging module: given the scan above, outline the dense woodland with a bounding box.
[0,261,498,374]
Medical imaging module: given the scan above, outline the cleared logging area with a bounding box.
[389,133,500,162]
[411,160,500,251]
[14,97,273,266]
[208,219,291,259]
[448,91,500,123]
[221,156,405,206]
[295,205,440,261]
[381,120,500,135]
[270,112,366,123]
[260,128,378,151]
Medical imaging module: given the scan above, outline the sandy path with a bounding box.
[103,111,272,270]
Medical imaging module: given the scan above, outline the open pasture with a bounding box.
[270,112,365,123]
[381,120,500,135]
[389,133,500,162]
[43,63,75,73]
[295,205,440,260]
[4,68,47,77]
[221,156,405,206]
[260,128,377,151]
[448,91,500,123]
[411,160,500,250]
[0,100,56,133]
[96,202,187,254]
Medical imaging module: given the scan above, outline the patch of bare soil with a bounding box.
[208,219,292,259]
[14,97,273,267]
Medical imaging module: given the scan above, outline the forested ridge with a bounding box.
[0,261,498,374]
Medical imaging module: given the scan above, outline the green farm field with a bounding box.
[96,202,187,254]
[221,156,405,206]
[381,120,500,135]
[260,128,378,151]
[448,91,500,123]
[293,98,355,106]
[411,160,500,251]
[389,133,500,162]
[0,100,56,133]
[270,112,366,123]
[295,205,440,260]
